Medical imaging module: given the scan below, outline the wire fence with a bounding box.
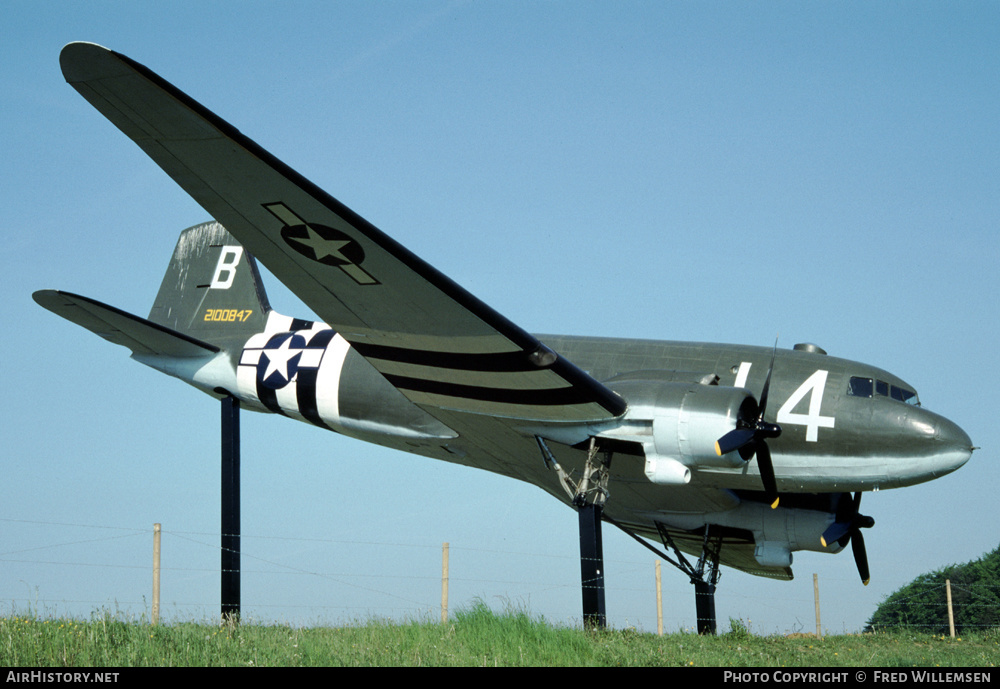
[2,516,997,635]
[866,579,1000,636]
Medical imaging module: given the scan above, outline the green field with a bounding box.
[2,604,996,667]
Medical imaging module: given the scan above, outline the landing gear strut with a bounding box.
[655,524,723,635]
[539,437,612,629]
[539,436,724,633]
[606,516,725,635]
[574,440,612,629]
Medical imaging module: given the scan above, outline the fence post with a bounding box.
[655,560,663,636]
[441,542,449,624]
[813,573,821,637]
[152,523,161,626]
[946,579,956,638]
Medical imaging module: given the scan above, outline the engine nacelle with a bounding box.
[754,542,793,568]
[660,494,853,570]
[644,456,692,485]
[609,379,756,484]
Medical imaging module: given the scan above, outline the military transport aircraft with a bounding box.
[35,42,974,629]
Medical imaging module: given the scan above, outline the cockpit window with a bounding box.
[848,376,873,398]
[850,376,920,406]
[892,385,920,406]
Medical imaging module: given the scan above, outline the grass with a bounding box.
[2,602,997,667]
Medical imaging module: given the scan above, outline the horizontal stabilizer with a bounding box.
[33,290,219,358]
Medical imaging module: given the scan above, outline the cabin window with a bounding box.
[876,380,889,397]
[848,376,873,398]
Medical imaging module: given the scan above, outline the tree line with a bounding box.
[866,545,1000,634]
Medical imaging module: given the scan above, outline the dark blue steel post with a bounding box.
[578,502,607,629]
[221,395,240,622]
[694,580,717,635]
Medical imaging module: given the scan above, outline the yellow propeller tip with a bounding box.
[820,536,828,548]
[863,579,870,586]
[714,441,722,456]
[770,497,780,509]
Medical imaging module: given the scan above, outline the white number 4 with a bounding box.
[776,370,836,442]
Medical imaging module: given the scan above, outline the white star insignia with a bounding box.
[288,225,354,264]
[262,337,302,382]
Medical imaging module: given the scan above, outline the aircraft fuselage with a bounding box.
[151,314,971,501]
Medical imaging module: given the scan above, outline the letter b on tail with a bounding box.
[148,221,270,351]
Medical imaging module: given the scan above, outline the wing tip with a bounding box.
[60,41,124,84]
[32,288,67,311]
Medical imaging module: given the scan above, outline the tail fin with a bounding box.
[148,221,270,352]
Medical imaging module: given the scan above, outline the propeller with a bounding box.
[715,344,782,508]
[821,491,875,585]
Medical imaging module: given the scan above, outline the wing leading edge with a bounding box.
[59,42,625,425]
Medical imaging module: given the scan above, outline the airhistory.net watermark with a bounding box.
[5,672,119,683]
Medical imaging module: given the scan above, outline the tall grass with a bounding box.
[2,603,997,667]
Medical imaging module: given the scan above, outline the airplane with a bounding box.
[35,42,974,631]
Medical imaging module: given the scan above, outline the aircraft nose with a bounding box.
[916,410,974,477]
[935,415,974,468]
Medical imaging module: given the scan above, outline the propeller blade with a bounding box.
[755,441,779,508]
[757,338,779,416]
[715,428,755,456]
[822,491,856,547]
[852,528,870,585]
[820,492,874,584]
[714,341,783,504]
[820,521,850,548]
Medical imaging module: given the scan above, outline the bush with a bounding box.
[866,545,1000,635]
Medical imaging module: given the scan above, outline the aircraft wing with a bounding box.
[60,42,625,424]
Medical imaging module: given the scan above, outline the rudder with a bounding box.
[148,221,270,352]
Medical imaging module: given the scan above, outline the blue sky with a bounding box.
[3,1,997,635]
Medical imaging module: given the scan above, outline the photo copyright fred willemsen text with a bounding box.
[724,671,991,683]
